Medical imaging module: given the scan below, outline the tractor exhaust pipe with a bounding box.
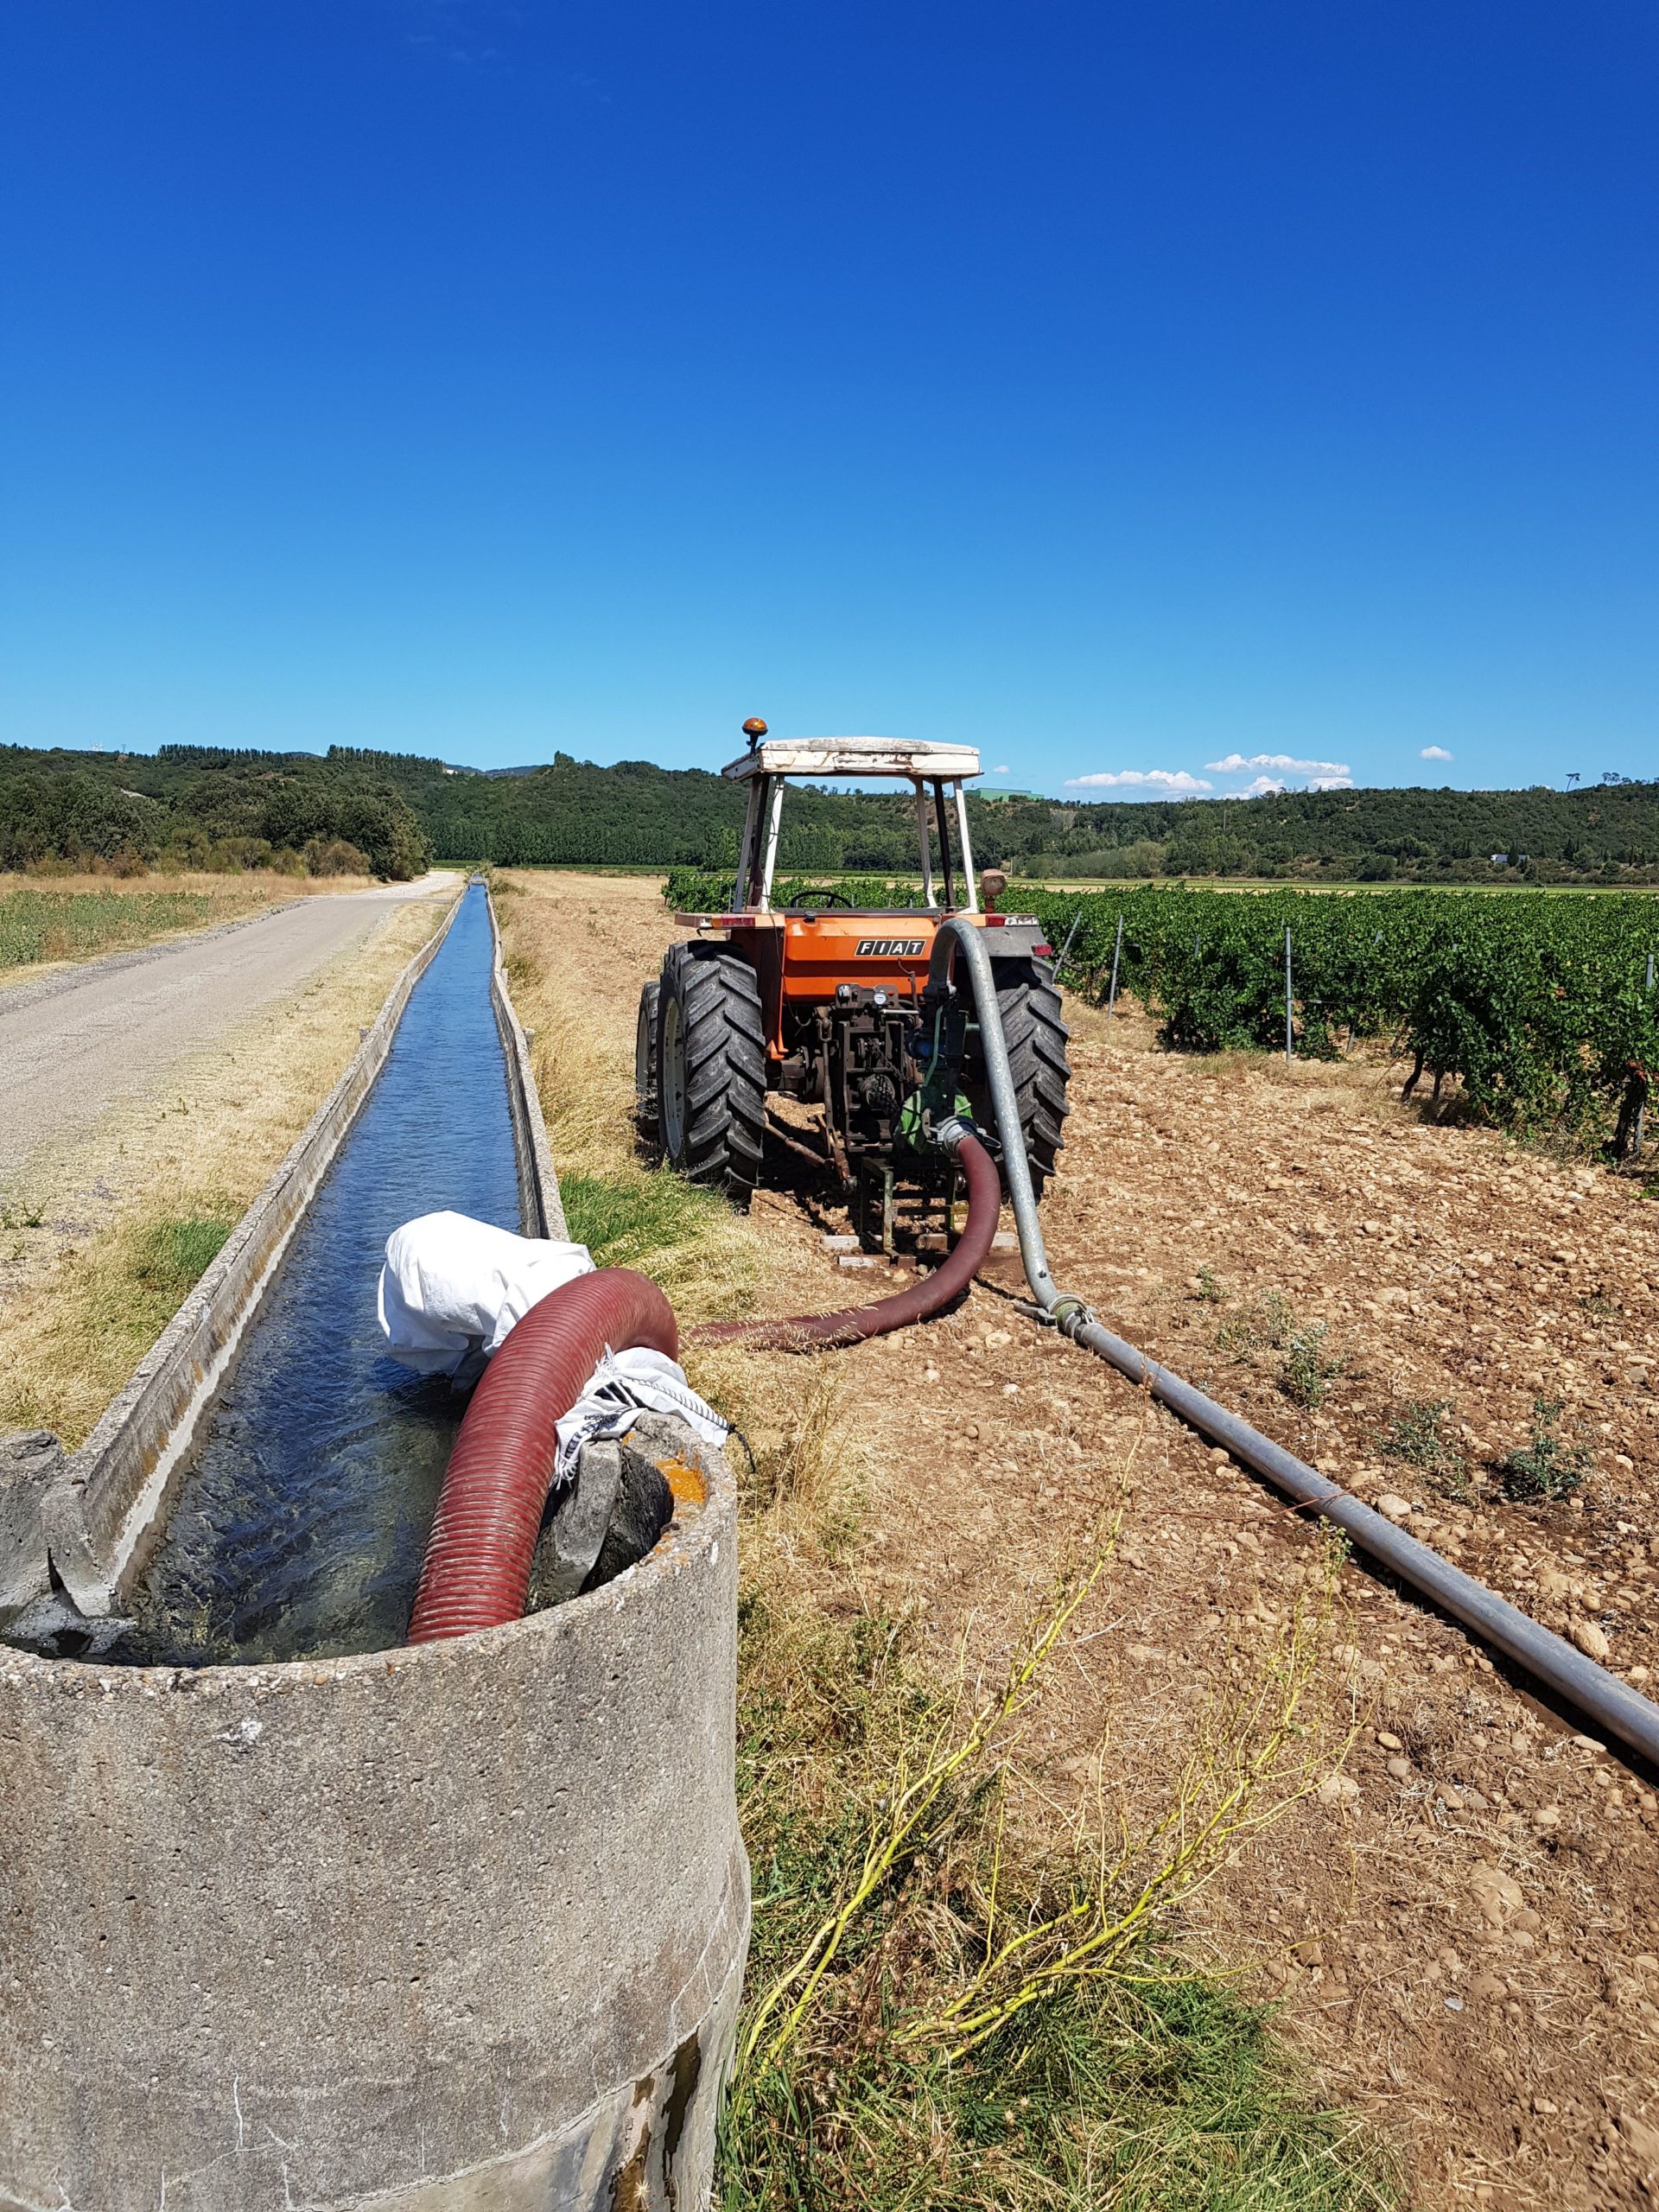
[928,916,1659,1771]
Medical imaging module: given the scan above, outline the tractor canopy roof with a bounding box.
[721,735,982,783]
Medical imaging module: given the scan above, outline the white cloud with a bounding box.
[992,764,1010,774]
[1238,775,1287,797]
[1420,746,1454,762]
[1307,775,1355,791]
[1065,768,1213,795]
[1204,751,1351,780]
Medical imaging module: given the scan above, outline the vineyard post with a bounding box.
[1056,908,1084,981]
[1284,926,1294,1066]
[1637,950,1656,1156]
[1106,912,1124,1016]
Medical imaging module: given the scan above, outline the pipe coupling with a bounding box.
[1046,1294,1094,1335]
[930,1110,979,1154]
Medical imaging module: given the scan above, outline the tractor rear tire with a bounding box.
[633,979,661,1159]
[656,948,766,1207]
[976,958,1071,1194]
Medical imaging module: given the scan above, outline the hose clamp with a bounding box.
[930,1110,977,1153]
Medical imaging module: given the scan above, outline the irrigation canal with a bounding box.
[105,881,520,1667]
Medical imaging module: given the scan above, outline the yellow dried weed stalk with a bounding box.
[729,1410,1359,2110]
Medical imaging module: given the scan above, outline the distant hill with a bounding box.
[0,743,429,879]
[1012,777,1659,885]
[304,748,1659,884]
[2,740,1656,885]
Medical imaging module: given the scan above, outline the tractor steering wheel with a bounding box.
[802,888,855,909]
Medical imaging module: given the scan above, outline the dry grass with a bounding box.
[490,876,648,1182]
[720,1388,1388,2211]
[0,868,397,991]
[692,1350,876,1580]
[3,866,383,899]
[0,893,450,1445]
[5,1193,243,1430]
[495,871,764,1325]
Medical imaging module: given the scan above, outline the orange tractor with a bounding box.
[636,722,1070,1243]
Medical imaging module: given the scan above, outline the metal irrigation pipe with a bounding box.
[926,914,1659,1771]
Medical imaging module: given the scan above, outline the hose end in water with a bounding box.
[406,1267,680,1645]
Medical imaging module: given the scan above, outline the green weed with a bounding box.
[1379,1398,1470,1499]
[1499,1397,1592,1503]
[130,1214,235,1301]
[563,1166,730,1272]
[1196,1264,1226,1303]
[1215,1291,1293,1357]
[560,1166,760,1325]
[1217,1293,1345,1408]
[1280,1320,1344,1409]
[721,1971,1400,2210]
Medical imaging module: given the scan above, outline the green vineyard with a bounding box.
[664,869,1659,1151]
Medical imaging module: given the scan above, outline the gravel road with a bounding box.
[0,875,457,1180]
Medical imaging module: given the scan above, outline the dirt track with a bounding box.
[509,873,1659,2211]
[0,874,458,1179]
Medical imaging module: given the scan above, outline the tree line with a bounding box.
[3,739,1657,884]
[0,745,430,879]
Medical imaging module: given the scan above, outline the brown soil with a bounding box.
[505,872,1659,2212]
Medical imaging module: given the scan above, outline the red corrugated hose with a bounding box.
[692,1130,1001,1351]
[408,1138,998,1642]
[406,1267,678,1644]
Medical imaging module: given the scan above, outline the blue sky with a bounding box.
[1,2,1654,799]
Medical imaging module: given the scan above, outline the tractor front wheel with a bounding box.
[633,979,661,1158]
[656,949,766,1206]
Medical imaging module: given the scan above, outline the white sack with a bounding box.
[553,1348,730,1490]
[378,1210,595,1378]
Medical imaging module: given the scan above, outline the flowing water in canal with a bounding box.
[105,881,520,1667]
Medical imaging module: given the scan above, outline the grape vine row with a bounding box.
[663,870,1659,1150]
